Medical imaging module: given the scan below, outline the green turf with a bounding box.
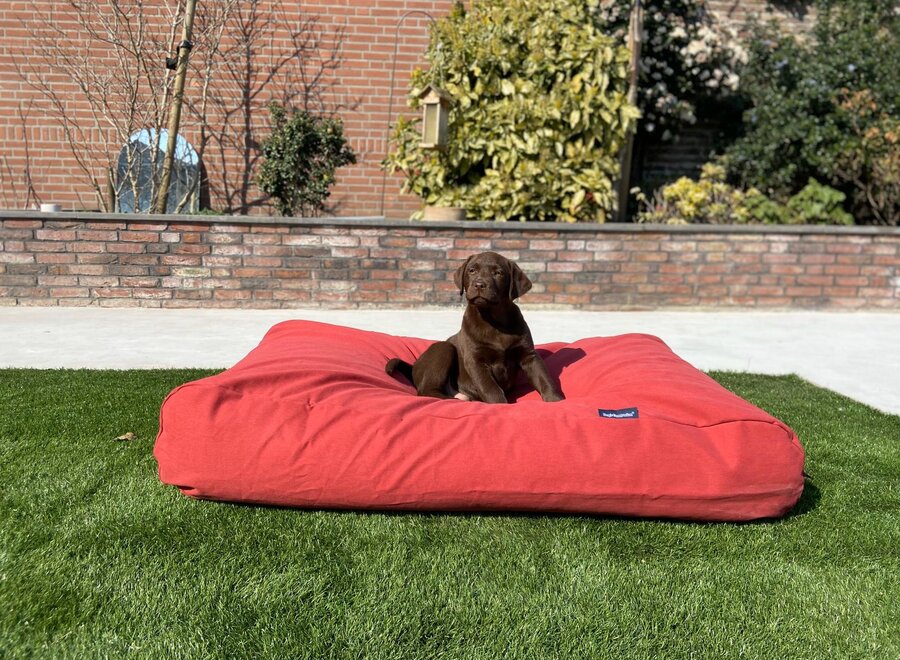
[0,369,898,658]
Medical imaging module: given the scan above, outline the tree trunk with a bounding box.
[153,0,198,214]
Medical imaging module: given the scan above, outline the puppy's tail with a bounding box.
[385,357,414,383]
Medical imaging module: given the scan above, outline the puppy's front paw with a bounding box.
[542,392,565,402]
[454,392,471,402]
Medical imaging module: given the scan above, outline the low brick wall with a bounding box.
[1,211,898,309]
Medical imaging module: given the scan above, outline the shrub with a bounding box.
[784,179,853,226]
[596,0,742,142]
[831,89,900,225]
[635,163,768,224]
[635,164,852,225]
[384,0,639,222]
[257,102,356,217]
[723,0,899,224]
[739,188,785,226]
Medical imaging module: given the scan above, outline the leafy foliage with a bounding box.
[831,89,900,225]
[597,0,742,142]
[723,0,899,224]
[384,0,639,222]
[784,179,854,226]
[257,102,356,217]
[635,163,852,225]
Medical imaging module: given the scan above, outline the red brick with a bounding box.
[77,229,118,241]
[106,243,146,254]
[3,220,41,228]
[204,233,242,244]
[91,287,131,298]
[797,275,833,286]
[786,286,823,297]
[799,254,835,265]
[35,229,77,241]
[133,288,172,299]
[697,241,729,252]
[39,275,78,286]
[172,244,211,254]
[35,253,76,264]
[826,242,863,254]
[214,290,253,300]
[735,242,769,253]
[49,287,89,297]
[453,238,494,251]
[822,287,858,297]
[834,276,867,287]
[0,253,35,264]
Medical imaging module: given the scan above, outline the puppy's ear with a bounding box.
[508,260,532,300]
[454,256,472,296]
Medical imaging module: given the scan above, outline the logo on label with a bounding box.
[598,407,639,419]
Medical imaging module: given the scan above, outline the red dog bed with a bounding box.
[154,321,804,521]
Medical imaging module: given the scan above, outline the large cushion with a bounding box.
[154,321,804,521]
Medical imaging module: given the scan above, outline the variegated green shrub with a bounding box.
[384,0,639,222]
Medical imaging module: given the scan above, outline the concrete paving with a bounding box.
[0,307,897,415]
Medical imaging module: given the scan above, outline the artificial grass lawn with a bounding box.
[0,370,898,659]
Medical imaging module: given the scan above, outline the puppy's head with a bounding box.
[453,252,532,306]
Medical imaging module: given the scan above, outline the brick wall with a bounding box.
[706,0,815,36]
[2,211,897,310]
[0,0,452,219]
[0,1,813,220]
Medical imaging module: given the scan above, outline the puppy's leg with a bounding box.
[460,360,508,404]
[520,350,564,402]
[385,358,414,382]
[411,341,458,399]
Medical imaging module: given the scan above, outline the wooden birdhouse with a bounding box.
[418,85,452,149]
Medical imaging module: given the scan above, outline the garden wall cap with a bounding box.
[2,209,899,236]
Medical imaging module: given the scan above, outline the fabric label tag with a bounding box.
[598,407,639,419]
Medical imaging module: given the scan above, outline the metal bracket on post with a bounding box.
[166,40,194,70]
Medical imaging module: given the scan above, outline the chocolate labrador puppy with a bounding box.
[386,252,564,403]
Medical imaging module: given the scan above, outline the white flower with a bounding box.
[685,40,704,56]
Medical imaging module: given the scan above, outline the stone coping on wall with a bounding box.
[2,209,898,237]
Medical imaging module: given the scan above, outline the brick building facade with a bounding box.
[0,1,813,219]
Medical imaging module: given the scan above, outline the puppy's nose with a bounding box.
[473,279,486,290]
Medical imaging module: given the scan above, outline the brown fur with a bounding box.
[386,252,564,403]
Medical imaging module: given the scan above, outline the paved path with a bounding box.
[0,307,897,415]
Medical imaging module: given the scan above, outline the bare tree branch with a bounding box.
[14,0,352,215]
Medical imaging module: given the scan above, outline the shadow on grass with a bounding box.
[785,475,821,519]
[202,474,822,526]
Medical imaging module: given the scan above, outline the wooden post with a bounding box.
[153,0,198,214]
[615,0,643,223]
